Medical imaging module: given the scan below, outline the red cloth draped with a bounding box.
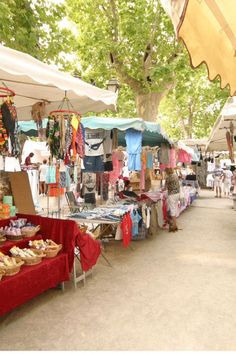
[76,233,101,272]
[121,213,132,248]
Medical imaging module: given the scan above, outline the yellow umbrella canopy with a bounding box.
[161,0,236,95]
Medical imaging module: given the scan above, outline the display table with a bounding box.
[0,254,69,317]
[0,216,77,316]
[0,215,101,310]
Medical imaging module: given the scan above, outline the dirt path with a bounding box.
[1,190,236,350]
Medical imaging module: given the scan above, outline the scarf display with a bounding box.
[46,114,84,163]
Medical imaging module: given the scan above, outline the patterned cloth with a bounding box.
[165,173,180,195]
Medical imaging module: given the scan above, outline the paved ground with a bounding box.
[1,189,236,350]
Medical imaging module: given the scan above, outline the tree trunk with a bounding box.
[135,92,163,121]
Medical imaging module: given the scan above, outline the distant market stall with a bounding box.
[206,97,236,156]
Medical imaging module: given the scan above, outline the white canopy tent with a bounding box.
[0,45,117,120]
[206,97,236,151]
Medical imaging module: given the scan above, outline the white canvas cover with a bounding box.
[206,97,236,151]
[0,45,117,120]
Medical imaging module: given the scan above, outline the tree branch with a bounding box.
[109,0,119,42]
[111,54,144,93]
[143,13,159,77]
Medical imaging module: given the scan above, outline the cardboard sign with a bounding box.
[8,171,36,215]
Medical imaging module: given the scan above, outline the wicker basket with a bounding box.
[22,225,40,238]
[6,234,23,241]
[0,269,5,281]
[0,237,6,245]
[15,250,45,266]
[44,244,62,258]
[0,258,24,276]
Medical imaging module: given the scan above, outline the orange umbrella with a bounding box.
[161,0,236,95]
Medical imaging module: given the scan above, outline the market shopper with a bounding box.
[24,152,34,166]
[223,166,233,197]
[39,159,48,196]
[164,168,180,233]
[213,165,224,198]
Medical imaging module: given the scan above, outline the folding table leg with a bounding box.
[101,252,113,267]
[73,259,77,289]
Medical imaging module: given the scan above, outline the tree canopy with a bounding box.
[67,0,185,121]
[159,55,229,139]
[0,0,75,68]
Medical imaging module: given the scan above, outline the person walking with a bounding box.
[213,165,224,198]
[164,168,180,232]
[223,166,233,197]
[39,159,48,196]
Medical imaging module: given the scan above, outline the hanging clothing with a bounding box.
[159,144,170,165]
[31,101,46,129]
[46,118,61,159]
[103,130,113,172]
[141,151,146,190]
[121,212,132,248]
[1,101,20,157]
[112,129,118,150]
[169,148,176,168]
[46,166,56,184]
[109,151,124,187]
[131,209,142,237]
[84,128,105,156]
[83,155,104,173]
[82,172,96,204]
[146,151,153,169]
[178,149,192,164]
[96,172,109,201]
[76,123,85,159]
[59,172,66,188]
[125,128,142,171]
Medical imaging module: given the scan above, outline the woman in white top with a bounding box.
[39,159,48,196]
[223,166,233,197]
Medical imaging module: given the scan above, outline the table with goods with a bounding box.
[0,214,89,317]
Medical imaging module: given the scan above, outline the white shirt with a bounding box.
[39,164,48,182]
[224,170,233,181]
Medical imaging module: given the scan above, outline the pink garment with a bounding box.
[141,163,146,190]
[109,151,124,186]
[169,148,176,168]
[159,148,176,170]
[178,149,192,163]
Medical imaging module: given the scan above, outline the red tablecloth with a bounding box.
[0,215,101,316]
[0,254,69,317]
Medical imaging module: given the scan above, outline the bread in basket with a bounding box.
[29,239,62,258]
[0,252,24,276]
[21,225,40,238]
[10,246,45,266]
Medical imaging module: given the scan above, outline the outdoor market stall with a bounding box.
[206,96,236,154]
